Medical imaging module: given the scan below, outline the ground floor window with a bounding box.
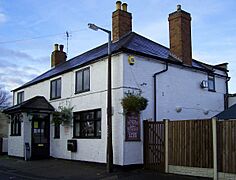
[54,124,60,138]
[11,114,21,136]
[73,109,101,138]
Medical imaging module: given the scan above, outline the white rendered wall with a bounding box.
[8,123,24,157]
[48,55,124,164]
[8,113,30,158]
[156,65,225,120]
[13,54,125,165]
[122,53,227,165]
[122,54,166,165]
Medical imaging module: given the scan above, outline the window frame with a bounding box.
[75,67,90,94]
[208,74,216,92]
[73,109,101,139]
[50,78,61,100]
[17,91,24,104]
[54,123,60,139]
[10,114,21,136]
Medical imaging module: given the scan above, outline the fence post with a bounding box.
[212,117,218,180]
[164,119,169,173]
[143,120,147,169]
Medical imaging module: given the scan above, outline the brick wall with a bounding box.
[51,44,67,67]
[112,9,132,41]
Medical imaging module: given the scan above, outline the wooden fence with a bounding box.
[144,118,236,176]
[168,119,213,168]
[217,120,236,174]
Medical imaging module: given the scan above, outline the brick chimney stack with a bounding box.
[51,44,67,67]
[168,5,192,66]
[112,1,132,42]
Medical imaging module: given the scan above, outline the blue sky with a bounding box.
[0,0,235,96]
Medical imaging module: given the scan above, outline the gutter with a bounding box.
[153,62,168,121]
[123,49,229,75]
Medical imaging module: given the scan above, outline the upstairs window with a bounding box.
[50,78,61,100]
[75,67,90,94]
[208,74,215,92]
[17,91,24,104]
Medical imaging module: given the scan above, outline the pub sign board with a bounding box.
[125,112,141,141]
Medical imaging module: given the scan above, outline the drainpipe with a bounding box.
[225,72,230,110]
[12,92,15,106]
[153,62,168,121]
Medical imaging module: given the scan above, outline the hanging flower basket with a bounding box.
[121,92,148,113]
[52,106,73,125]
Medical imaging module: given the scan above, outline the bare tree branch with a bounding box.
[0,88,10,107]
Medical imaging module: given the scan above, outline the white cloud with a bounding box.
[0,12,6,24]
[0,47,49,92]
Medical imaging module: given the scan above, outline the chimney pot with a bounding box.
[59,44,64,52]
[122,3,127,11]
[116,1,122,10]
[177,4,181,11]
[54,44,59,51]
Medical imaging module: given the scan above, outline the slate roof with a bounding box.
[3,96,54,114]
[214,104,236,120]
[14,32,227,91]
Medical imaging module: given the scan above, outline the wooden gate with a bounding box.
[143,120,165,172]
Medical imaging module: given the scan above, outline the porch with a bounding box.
[3,96,54,160]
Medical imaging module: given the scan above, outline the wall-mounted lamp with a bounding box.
[27,113,33,121]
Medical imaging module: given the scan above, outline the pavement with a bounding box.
[0,155,210,180]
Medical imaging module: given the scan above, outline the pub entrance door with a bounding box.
[31,114,50,159]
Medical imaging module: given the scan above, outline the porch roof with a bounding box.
[3,96,54,114]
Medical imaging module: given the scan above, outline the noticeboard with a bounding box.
[125,112,140,141]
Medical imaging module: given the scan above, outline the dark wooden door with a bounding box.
[143,120,165,172]
[31,116,50,159]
